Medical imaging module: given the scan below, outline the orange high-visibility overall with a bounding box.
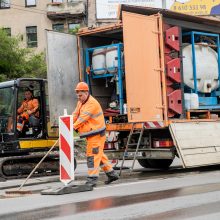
[17,98,39,117]
[17,98,39,131]
[73,95,113,177]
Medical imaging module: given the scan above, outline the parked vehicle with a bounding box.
[1,5,220,180]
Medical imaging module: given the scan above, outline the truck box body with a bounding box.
[77,6,220,127]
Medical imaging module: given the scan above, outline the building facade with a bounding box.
[87,0,165,27]
[1,1,219,52]
[87,0,220,27]
[0,0,86,52]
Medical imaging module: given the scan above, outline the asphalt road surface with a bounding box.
[1,159,220,220]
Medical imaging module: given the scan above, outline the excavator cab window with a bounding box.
[0,86,15,134]
[17,81,43,138]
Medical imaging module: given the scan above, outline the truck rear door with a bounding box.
[122,12,164,123]
[46,31,79,127]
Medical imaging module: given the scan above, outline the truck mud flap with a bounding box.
[169,122,220,168]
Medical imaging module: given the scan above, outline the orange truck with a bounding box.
[47,5,220,171]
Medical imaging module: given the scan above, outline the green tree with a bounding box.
[0,28,47,82]
[21,53,47,79]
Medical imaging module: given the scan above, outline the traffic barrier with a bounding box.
[59,110,74,185]
[41,110,93,195]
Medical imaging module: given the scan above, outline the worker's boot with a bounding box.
[85,176,98,187]
[105,170,119,185]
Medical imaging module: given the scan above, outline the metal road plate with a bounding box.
[169,122,220,168]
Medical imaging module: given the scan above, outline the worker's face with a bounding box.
[76,91,89,103]
[24,91,32,100]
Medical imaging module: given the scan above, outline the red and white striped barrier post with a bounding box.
[41,110,93,195]
[59,110,74,186]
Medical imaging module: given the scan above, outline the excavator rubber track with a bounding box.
[0,152,60,181]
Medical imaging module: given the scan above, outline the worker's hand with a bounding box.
[18,116,23,122]
[27,110,32,115]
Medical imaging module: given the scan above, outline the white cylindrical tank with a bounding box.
[92,48,107,75]
[184,93,191,110]
[182,44,219,93]
[184,93,199,109]
[123,103,127,114]
[106,46,119,73]
[190,93,199,109]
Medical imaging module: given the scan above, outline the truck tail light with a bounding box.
[153,139,174,148]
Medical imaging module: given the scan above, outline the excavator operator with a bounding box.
[17,87,39,133]
[73,82,119,187]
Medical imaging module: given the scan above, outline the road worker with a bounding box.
[17,88,39,133]
[73,82,119,187]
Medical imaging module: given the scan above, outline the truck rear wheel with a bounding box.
[137,159,150,168]
[147,159,173,169]
[138,159,173,169]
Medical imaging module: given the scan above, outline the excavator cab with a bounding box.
[0,78,61,179]
[17,81,43,138]
[0,78,48,154]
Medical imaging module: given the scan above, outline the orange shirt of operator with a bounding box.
[17,90,39,119]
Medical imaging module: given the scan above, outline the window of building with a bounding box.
[68,23,80,34]
[0,0,10,9]
[52,24,64,32]
[26,26,37,48]
[3,27,11,36]
[68,23,80,30]
[25,0,36,7]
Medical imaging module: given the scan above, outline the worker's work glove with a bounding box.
[27,110,32,115]
[18,116,23,123]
